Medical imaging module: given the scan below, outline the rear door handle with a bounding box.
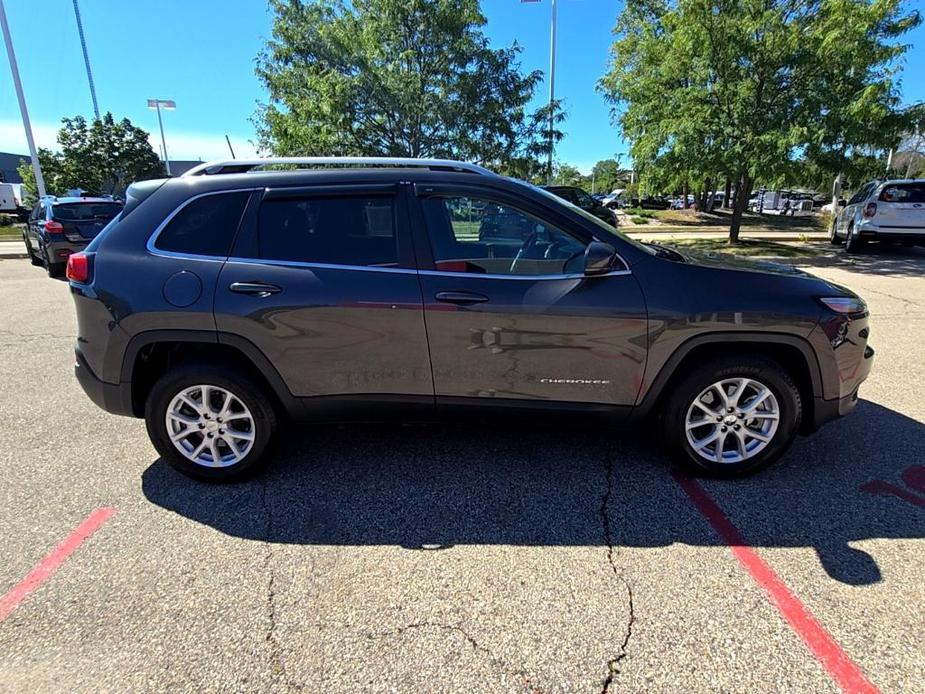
[434,291,489,305]
[229,281,282,297]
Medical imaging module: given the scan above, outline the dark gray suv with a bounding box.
[68,158,873,481]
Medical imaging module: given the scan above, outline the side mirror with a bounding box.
[837,199,847,208]
[584,241,617,276]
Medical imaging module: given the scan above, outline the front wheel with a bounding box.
[663,357,801,477]
[145,364,277,481]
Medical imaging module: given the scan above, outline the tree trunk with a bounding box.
[682,181,689,209]
[700,177,712,211]
[723,176,732,209]
[729,171,751,243]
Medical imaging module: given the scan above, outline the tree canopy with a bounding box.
[255,0,558,174]
[17,113,163,200]
[600,0,920,240]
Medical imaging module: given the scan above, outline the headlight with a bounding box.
[818,296,867,315]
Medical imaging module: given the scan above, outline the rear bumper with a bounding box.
[46,239,88,262]
[858,226,925,242]
[75,348,135,417]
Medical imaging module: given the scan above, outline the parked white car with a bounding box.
[601,188,625,209]
[830,179,925,252]
[0,182,25,213]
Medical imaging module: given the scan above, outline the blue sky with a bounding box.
[1,0,923,174]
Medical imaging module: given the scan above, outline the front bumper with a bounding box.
[811,388,861,430]
[75,348,135,417]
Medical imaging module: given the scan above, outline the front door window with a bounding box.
[421,196,587,276]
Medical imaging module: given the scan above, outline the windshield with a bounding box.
[511,179,658,255]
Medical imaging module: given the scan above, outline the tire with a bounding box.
[42,246,65,277]
[24,235,42,265]
[145,363,278,482]
[845,224,867,254]
[662,356,802,478]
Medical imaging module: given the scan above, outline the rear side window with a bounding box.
[154,192,250,257]
[879,183,925,203]
[53,203,122,221]
[257,196,397,267]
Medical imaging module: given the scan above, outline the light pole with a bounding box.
[0,0,45,197]
[546,0,557,184]
[72,0,99,120]
[522,0,559,184]
[147,98,176,175]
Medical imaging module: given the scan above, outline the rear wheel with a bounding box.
[42,245,65,277]
[23,234,42,265]
[145,364,277,481]
[845,224,867,254]
[663,356,801,477]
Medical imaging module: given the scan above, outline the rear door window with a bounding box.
[154,191,250,257]
[879,183,925,203]
[256,196,398,267]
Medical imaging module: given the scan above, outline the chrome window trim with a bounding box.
[225,257,419,274]
[222,256,631,279]
[145,188,259,261]
[418,268,632,280]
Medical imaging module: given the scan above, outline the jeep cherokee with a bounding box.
[68,157,873,481]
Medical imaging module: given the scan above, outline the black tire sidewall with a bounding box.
[145,365,277,482]
[845,224,866,253]
[664,358,801,478]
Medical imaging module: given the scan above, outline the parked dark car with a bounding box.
[24,196,123,277]
[632,196,671,210]
[68,158,872,482]
[541,185,617,226]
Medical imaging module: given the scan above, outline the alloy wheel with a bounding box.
[685,377,780,464]
[165,385,256,468]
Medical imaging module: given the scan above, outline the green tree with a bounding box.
[16,149,64,203]
[256,0,551,172]
[590,158,627,193]
[601,0,919,242]
[16,113,163,199]
[553,163,583,186]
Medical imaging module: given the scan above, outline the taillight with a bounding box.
[45,220,64,233]
[66,252,91,283]
[863,202,877,218]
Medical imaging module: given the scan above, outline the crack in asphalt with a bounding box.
[599,447,636,694]
[369,621,538,691]
[260,480,298,692]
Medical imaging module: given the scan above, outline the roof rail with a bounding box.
[181,157,495,177]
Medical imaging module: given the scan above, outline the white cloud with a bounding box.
[0,119,259,162]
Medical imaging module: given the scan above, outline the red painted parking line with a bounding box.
[0,507,116,622]
[671,473,880,694]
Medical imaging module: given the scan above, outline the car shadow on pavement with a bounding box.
[142,400,924,586]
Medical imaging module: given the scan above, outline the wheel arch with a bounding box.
[635,332,822,433]
[121,330,301,419]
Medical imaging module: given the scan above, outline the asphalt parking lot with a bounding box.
[0,248,923,693]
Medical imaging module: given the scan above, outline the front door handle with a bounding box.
[229,281,282,298]
[434,291,489,305]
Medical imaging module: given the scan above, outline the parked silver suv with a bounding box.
[830,179,925,252]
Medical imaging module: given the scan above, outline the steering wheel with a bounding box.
[508,230,540,274]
